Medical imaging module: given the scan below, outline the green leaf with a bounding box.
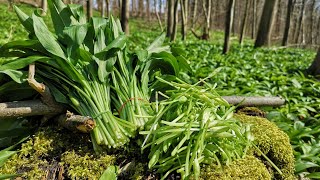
[0,70,27,83]
[63,24,87,48]
[146,33,169,54]
[295,161,319,173]
[91,17,107,38]
[0,40,47,57]
[0,56,51,71]
[99,166,117,180]
[306,172,320,179]
[95,35,127,59]
[48,0,72,35]
[68,4,86,24]
[13,6,34,34]
[0,150,17,167]
[0,174,20,179]
[32,13,66,59]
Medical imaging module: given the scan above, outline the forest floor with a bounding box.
[0,2,320,179]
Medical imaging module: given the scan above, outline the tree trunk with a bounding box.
[181,0,188,41]
[309,0,316,45]
[251,0,256,39]
[294,0,305,44]
[100,0,105,17]
[192,0,198,28]
[106,0,110,17]
[307,48,320,77]
[121,0,129,34]
[159,0,162,19]
[41,0,47,16]
[254,0,278,48]
[239,0,249,45]
[132,0,136,16]
[155,0,163,30]
[138,0,144,17]
[146,0,150,20]
[223,0,235,54]
[166,0,174,38]
[281,0,293,46]
[202,0,211,40]
[171,0,179,41]
[86,0,93,19]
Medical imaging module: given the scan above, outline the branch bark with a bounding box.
[222,96,285,107]
[56,111,95,133]
[0,100,64,118]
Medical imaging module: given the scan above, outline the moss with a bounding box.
[60,151,115,179]
[235,114,295,180]
[0,126,115,179]
[201,155,271,180]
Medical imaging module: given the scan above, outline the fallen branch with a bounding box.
[56,111,95,133]
[0,100,64,118]
[222,96,285,107]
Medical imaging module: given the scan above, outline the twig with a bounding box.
[222,96,285,107]
[55,111,95,133]
[0,100,64,118]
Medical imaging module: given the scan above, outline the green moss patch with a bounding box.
[0,126,115,179]
[201,155,271,180]
[235,114,295,180]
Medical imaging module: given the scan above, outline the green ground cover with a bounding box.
[0,2,319,179]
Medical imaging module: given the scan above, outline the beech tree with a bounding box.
[282,0,294,46]
[87,0,93,19]
[307,48,320,77]
[166,0,174,38]
[121,0,129,34]
[223,0,235,54]
[254,0,278,48]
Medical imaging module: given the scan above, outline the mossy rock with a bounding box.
[0,114,295,180]
[201,155,271,180]
[235,114,295,180]
[0,126,116,179]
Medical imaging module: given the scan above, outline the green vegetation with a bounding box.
[0,1,319,179]
[201,155,271,180]
[0,126,116,179]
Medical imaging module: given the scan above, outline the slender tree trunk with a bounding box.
[282,0,293,46]
[138,0,144,17]
[132,0,136,16]
[106,0,110,17]
[155,0,163,30]
[223,0,235,54]
[41,0,47,16]
[192,0,198,28]
[159,0,162,19]
[171,0,179,41]
[254,0,278,48]
[317,16,320,45]
[181,0,188,40]
[231,0,237,36]
[275,0,282,37]
[309,0,316,45]
[251,0,256,39]
[121,0,129,34]
[146,0,150,20]
[87,0,93,19]
[294,0,305,44]
[202,0,211,40]
[239,0,249,45]
[166,0,174,38]
[100,0,105,16]
[307,48,320,77]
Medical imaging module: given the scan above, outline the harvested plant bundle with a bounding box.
[0,0,179,149]
[141,76,253,179]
